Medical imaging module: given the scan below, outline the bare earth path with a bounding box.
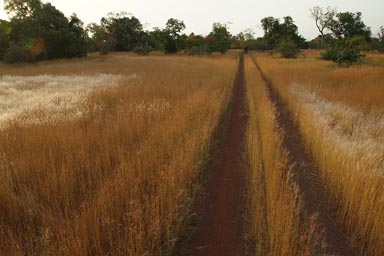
[250,55,353,256]
[181,54,248,256]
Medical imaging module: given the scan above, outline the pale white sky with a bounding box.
[0,0,383,40]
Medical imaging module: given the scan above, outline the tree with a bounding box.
[4,0,42,19]
[329,12,371,40]
[377,26,384,52]
[165,18,185,39]
[260,16,306,56]
[242,29,256,41]
[207,23,232,53]
[184,33,210,55]
[147,27,166,51]
[163,18,185,53]
[378,26,384,43]
[3,0,88,62]
[310,6,336,47]
[97,12,143,52]
[232,29,255,50]
[261,16,280,48]
[276,38,301,58]
[87,22,109,53]
[0,20,11,58]
[322,11,371,65]
[322,37,363,65]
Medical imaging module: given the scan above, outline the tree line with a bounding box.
[0,0,383,64]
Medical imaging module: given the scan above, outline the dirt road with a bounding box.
[181,54,248,256]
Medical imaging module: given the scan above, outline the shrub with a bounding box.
[322,37,364,65]
[3,43,35,63]
[185,45,211,55]
[134,45,153,55]
[245,39,270,51]
[276,38,300,58]
[164,37,178,54]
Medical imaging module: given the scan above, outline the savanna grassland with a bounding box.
[245,55,313,255]
[0,52,238,255]
[0,50,383,256]
[250,50,384,255]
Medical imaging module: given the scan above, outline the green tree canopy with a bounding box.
[329,12,371,40]
[207,22,232,53]
[321,11,371,65]
[261,16,306,49]
[2,0,88,62]
[163,18,186,53]
[100,12,143,52]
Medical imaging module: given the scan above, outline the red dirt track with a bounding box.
[181,54,248,256]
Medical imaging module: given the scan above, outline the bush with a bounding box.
[3,43,35,63]
[185,45,211,55]
[164,37,177,54]
[276,38,300,58]
[322,37,364,65]
[245,39,270,51]
[134,46,152,55]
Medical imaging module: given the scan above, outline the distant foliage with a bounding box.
[2,0,88,62]
[322,37,364,65]
[245,38,270,51]
[260,16,306,58]
[207,23,232,53]
[184,34,211,55]
[97,13,143,52]
[309,6,336,48]
[261,16,306,50]
[3,42,35,63]
[378,26,384,52]
[319,11,370,65]
[0,20,11,57]
[133,46,152,55]
[276,38,301,58]
[185,45,211,55]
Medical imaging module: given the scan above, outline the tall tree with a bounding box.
[329,12,371,40]
[163,18,186,53]
[321,11,371,65]
[102,13,143,51]
[261,16,280,48]
[261,16,306,49]
[3,0,88,62]
[4,0,42,19]
[310,6,336,47]
[379,26,384,43]
[207,22,232,53]
[165,18,185,39]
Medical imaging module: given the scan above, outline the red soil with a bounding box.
[181,54,248,256]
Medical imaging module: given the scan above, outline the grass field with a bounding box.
[245,55,313,255]
[1,50,383,255]
[0,53,237,255]
[252,50,384,255]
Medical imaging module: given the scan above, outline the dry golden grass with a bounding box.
[244,55,313,255]
[251,51,384,255]
[254,50,384,111]
[0,53,237,255]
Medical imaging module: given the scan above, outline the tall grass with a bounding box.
[0,74,130,126]
[244,55,312,255]
[0,54,237,255]
[252,51,384,255]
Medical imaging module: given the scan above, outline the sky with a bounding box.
[0,0,383,40]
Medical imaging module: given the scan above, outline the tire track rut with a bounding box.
[181,54,248,256]
[249,55,353,256]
